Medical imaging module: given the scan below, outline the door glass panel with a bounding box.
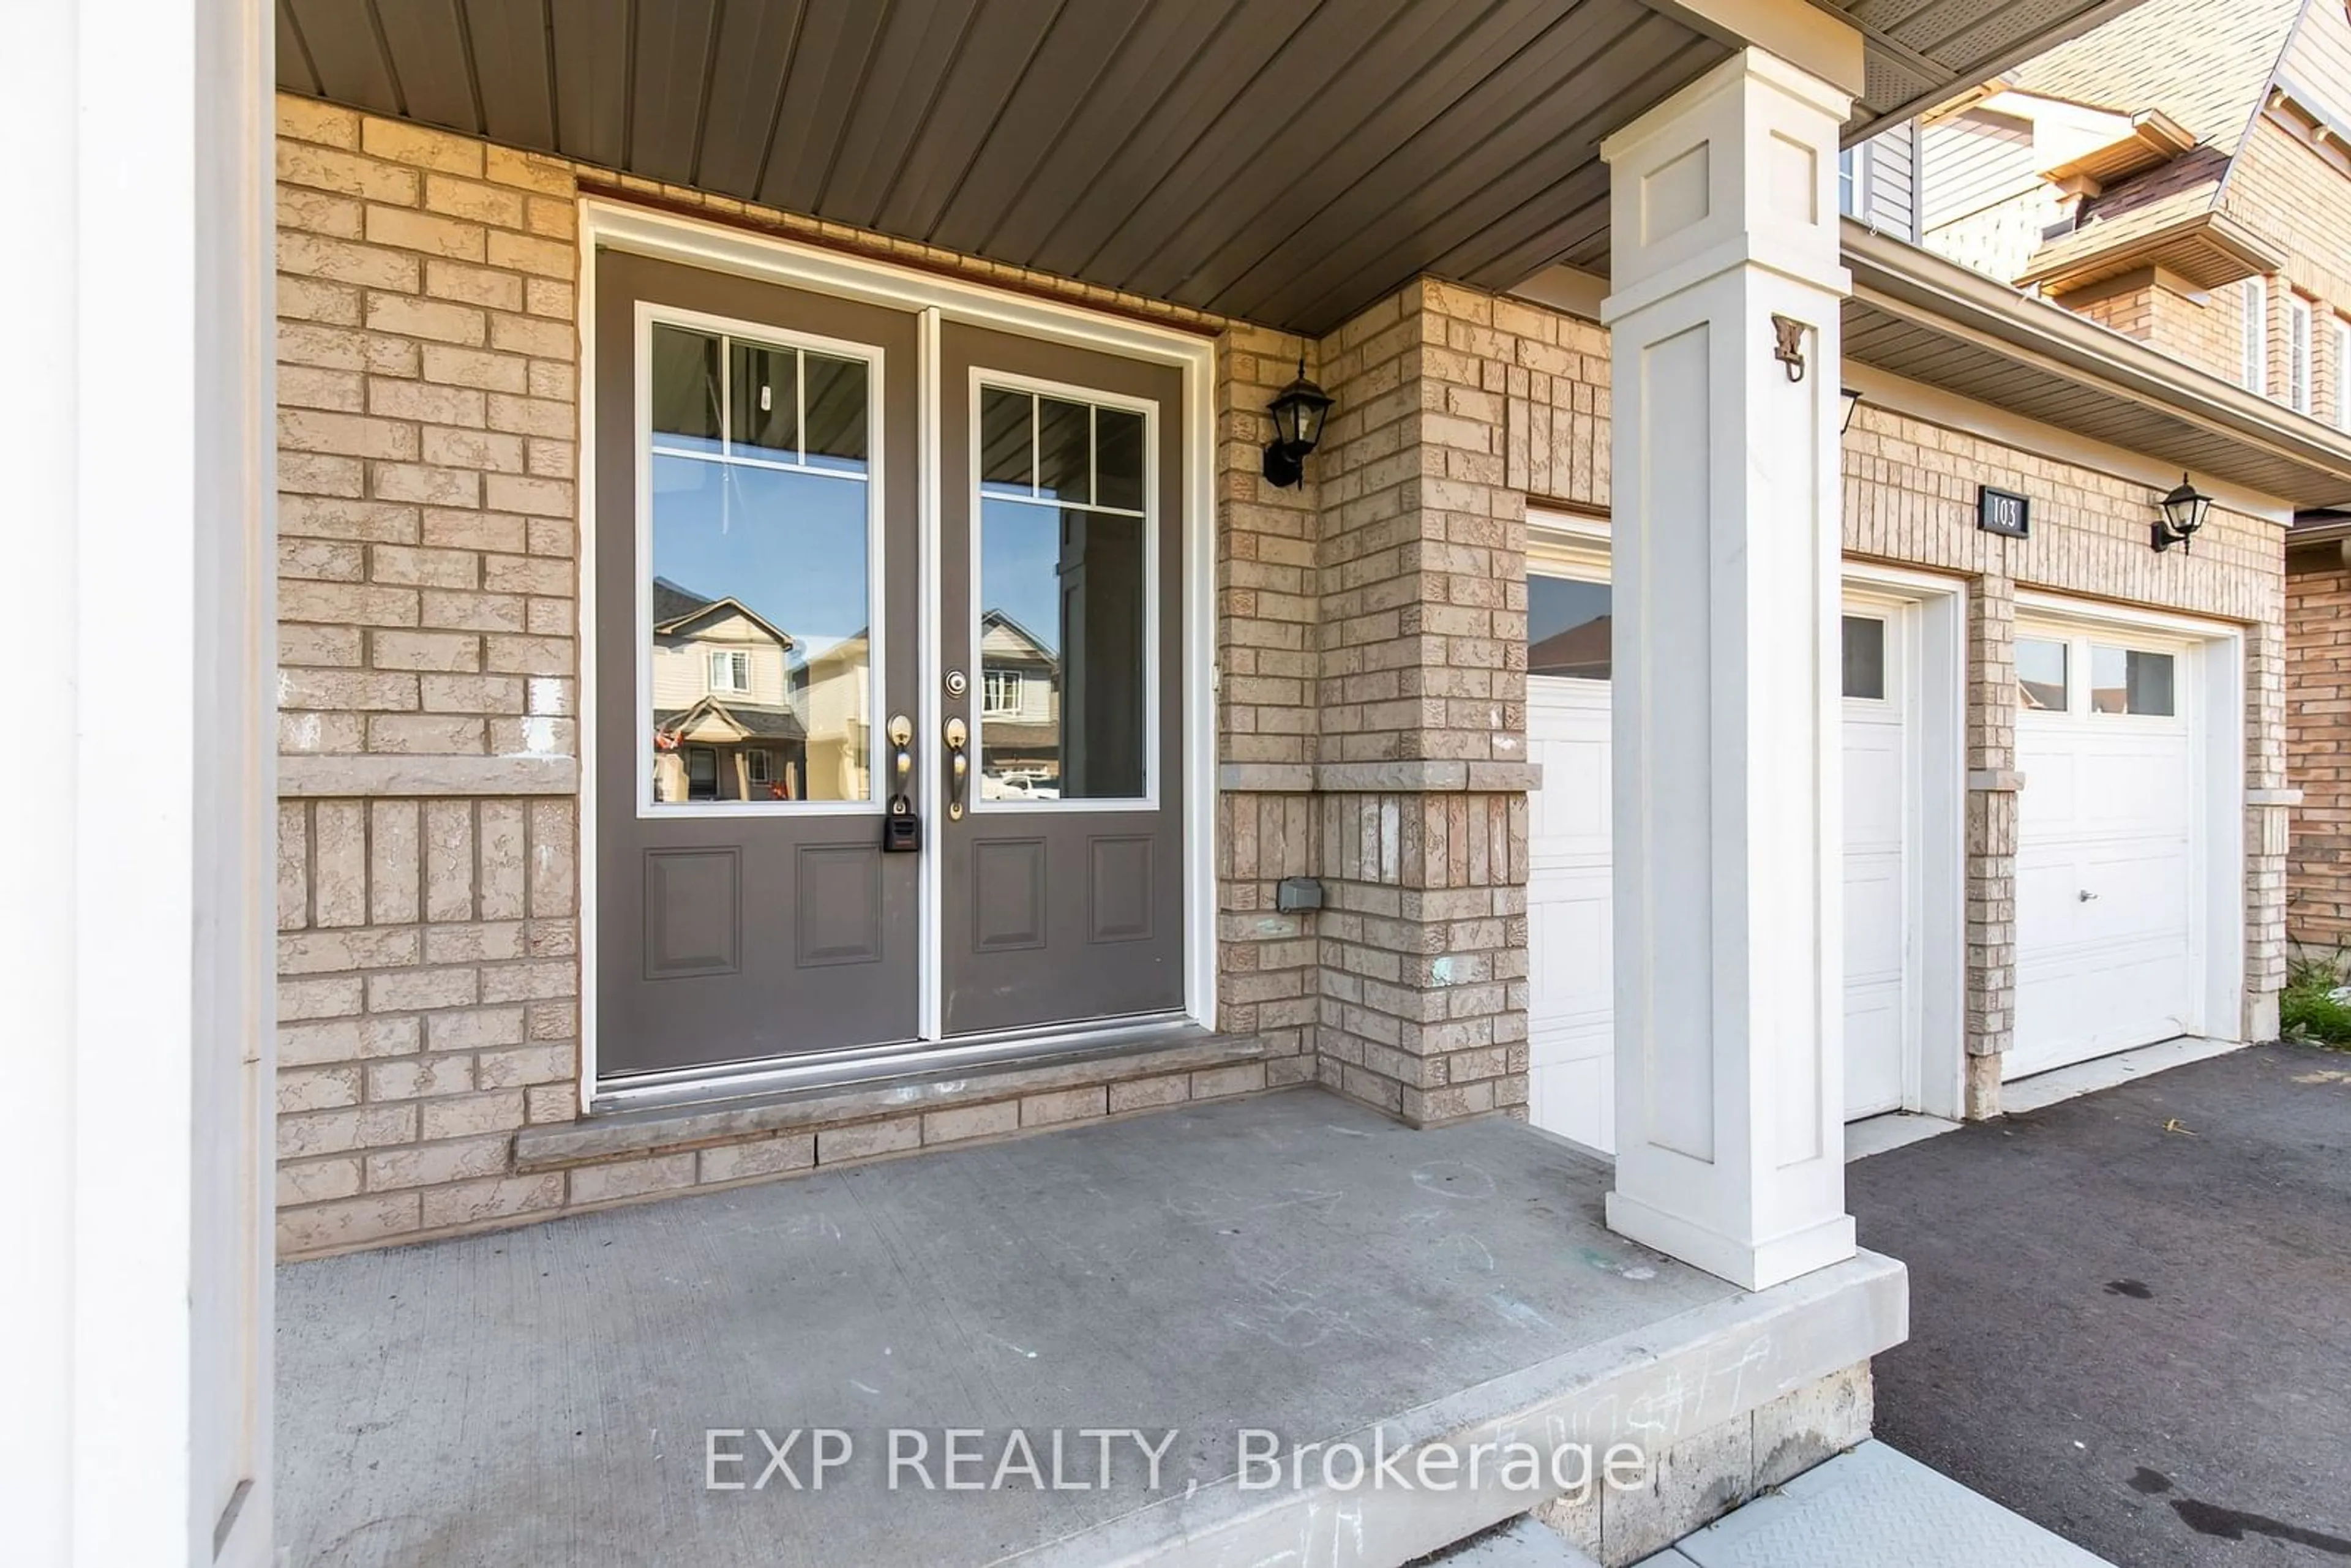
[650,324,721,454]
[979,387,1033,495]
[975,383,1151,801]
[1035,397,1092,505]
[801,354,870,473]
[1528,574,1611,678]
[2015,637,2068,711]
[727,340,796,458]
[1096,408,1146,511]
[645,321,876,808]
[2091,645,2175,715]
[1842,615,1886,699]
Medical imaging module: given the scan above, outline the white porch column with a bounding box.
[1600,48,1856,1291]
[2,1,276,1564]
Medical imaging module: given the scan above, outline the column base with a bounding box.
[1606,1189,1856,1291]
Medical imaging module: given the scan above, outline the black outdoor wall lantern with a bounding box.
[1262,357,1335,489]
[2151,472,2212,553]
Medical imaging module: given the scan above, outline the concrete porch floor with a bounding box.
[277,1088,1904,1567]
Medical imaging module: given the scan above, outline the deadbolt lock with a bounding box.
[944,669,969,699]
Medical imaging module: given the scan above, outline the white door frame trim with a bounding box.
[1842,560,1968,1120]
[577,200,1219,1106]
[2012,591,2246,1060]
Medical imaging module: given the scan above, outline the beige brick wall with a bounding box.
[2223,120,2351,343]
[1304,279,1534,1127]
[1962,579,2018,1117]
[1311,791,1531,1125]
[272,94,1303,1256]
[1214,326,1324,1057]
[2287,547,2351,948]
[2210,122,2351,966]
[275,97,593,1253]
[1313,280,1531,767]
[2057,269,2243,385]
[276,796,580,1247]
[276,102,582,769]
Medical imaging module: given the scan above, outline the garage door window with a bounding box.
[2091,645,2175,716]
[2015,637,2068,711]
[1842,615,1886,699]
[1529,574,1611,679]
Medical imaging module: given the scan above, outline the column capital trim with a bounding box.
[1599,46,1856,169]
[1603,244,1851,326]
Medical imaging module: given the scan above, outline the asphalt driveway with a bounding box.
[1849,1041,2351,1567]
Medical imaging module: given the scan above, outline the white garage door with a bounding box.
[2009,626,2198,1078]
[1524,566,1916,1152]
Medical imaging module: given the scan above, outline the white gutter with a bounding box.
[1842,219,2351,507]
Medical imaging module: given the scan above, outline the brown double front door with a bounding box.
[594,252,1185,1082]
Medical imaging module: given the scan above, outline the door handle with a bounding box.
[2079,890,2099,902]
[888,714,914,793]
[944,716,969,820]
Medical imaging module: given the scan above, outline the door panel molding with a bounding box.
[590,250,923,1082]
[2008,598,2243,1078]
[937,321,1188,1036]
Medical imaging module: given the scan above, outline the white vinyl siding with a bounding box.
[1920,110,2035,230]
[2289,294,2312,413]
[1859,124,1918,241]
[2243,277,2268,394]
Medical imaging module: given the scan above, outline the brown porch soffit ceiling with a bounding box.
[276,0,2150,337]
[1842,220,2351,511]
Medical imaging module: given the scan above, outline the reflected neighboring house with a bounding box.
[978,608,1060,797]
[1528,613,1611,680]
[2017,680,2067,711]
[792,630,874,803]
[650,577,807,801]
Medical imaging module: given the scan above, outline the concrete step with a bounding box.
[1636,1441,2110,1568]
[1428,1516,1602,1566]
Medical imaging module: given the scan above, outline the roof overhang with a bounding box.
[2018,204,2286,295]
[1805,0,2158,141]
[2287,511,2351,553]
[1843,220,2351,511]
[2039,108,2199,187]
[277,0,2158,333]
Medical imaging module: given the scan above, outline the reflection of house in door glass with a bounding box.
[977,384,1149,800]
[642,321,876,806]
[977,609,1062,799]
[648,578,808,801]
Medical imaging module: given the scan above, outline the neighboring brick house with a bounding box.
[1842,0,2351,956]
